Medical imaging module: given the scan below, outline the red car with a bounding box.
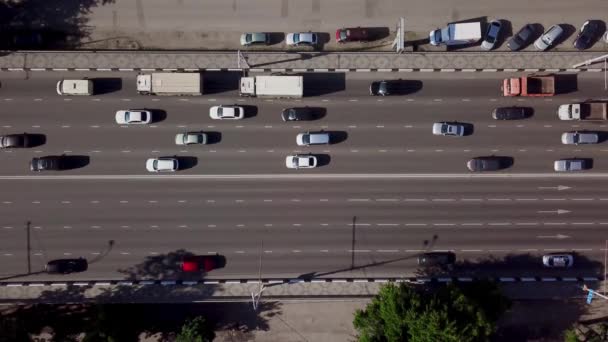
[181,255,219,272]
[336,27,370,43]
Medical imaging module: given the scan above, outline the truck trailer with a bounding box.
[136,73,203,95]
[429,22,482,46]
[502,74,555,97]
[240,75,304,98]
[558,102,608,121]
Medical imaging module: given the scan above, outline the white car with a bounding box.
[115,109,152,124]
[209,105,244,120]
[146,157,179,172]
[432,122,465,136]
[561,131,599,145]
[285,154,318,169]
[286,32,318,46]
[175,132,207,145]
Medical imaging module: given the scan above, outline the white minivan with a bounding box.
[56,79,94,95]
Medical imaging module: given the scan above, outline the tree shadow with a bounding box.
[0,0,115,50]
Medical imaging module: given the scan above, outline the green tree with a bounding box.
[175,316,215,342]
[353,281,510,342]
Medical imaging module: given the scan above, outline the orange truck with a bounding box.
[502,74,555,96]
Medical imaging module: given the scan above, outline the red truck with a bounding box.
[502,74,555,96]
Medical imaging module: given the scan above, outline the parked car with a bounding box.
[296,132,330,146]
[46,258,88,274]
[240,32,270,46]
[492,107,530,120]
[336,27,370,43]
[467,156,509,172]
[286,32,318,46]
[286,154,318,169]
[574,20,601,50]
[115,109,152,124]
[175,132,207,145]
[182,255,221,272]
[30,156,64,172]
[561,131,599,145]
[507,24,535,51]
[481,20,502,50]
[432,122,465,136]
[534,24,564,51]
[542,254,573,268]
[554,158,590,172]
[0,133,32,148]
[209,105,244,120]
[146,157,179,172]
[281,107,314,121]
[417,252,456,268]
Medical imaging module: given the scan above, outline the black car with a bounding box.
[467,156,512,172]
[574,20,601,50]
[0,133,31,148]
[31,156,63,172]
[507,24,535,51]
[45,258,88,274]
[281,107,314,121]
[492,107,531,120]
[370,80,394,96]
[417,252,456,268]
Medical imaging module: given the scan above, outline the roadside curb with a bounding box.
[1,67,603,73]
[1,276,600,287]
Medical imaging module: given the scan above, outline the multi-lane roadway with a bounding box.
[0,71,607,281]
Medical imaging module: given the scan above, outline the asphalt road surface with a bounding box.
[0,71,607,281]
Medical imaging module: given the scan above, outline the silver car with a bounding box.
[542,254,573,268]
[175,132,207,145]
[561,131,599,145]
[432,122,465,136]
[553,158,590,172]
[534,25,564,51]
[240,32,270,46]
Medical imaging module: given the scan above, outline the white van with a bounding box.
[56,79,94,95]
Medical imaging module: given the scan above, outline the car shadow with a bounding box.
[580,157,594,170]
[554,74,578,94]
[521,107,535,119]
[314,153,331,167]
[316,32,331,49]
[366,27,391,40]
[529,23,545,45]
[583,20,607,49]
[148,109,167,123]
[61,155,90,170]
[267,32,285,45]
[91,77,122,94]
[552,24,575,48]
[496,156,514,169]
[496,19,513,50]
[175,156,198,170]
[460,122,475,136]
[205,131,222,144]
[303,72,345,96]
[202,71,241,94]
[27,133,46,147]
[241,105,258,118]
[328,131,348,145]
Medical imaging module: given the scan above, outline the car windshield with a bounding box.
[245,34,252,42]
[340,31,347,40]
[487,25,500,42]
[293,33,300,42]
[302,135,310,144]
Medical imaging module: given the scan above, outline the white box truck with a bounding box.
[240,75,303,98]
[136,72,202,95]
[429,22,482,46]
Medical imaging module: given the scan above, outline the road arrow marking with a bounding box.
[538,185,571,191]
[537,234,571,239]
[537,209,571,214]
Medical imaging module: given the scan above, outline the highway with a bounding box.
[0,71,607,281]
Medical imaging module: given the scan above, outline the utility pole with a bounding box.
[26,221,31,274]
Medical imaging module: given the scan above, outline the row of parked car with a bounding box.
[419,252,574,270]
[240,27,375,46]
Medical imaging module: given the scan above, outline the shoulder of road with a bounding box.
[0,51,605,72]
